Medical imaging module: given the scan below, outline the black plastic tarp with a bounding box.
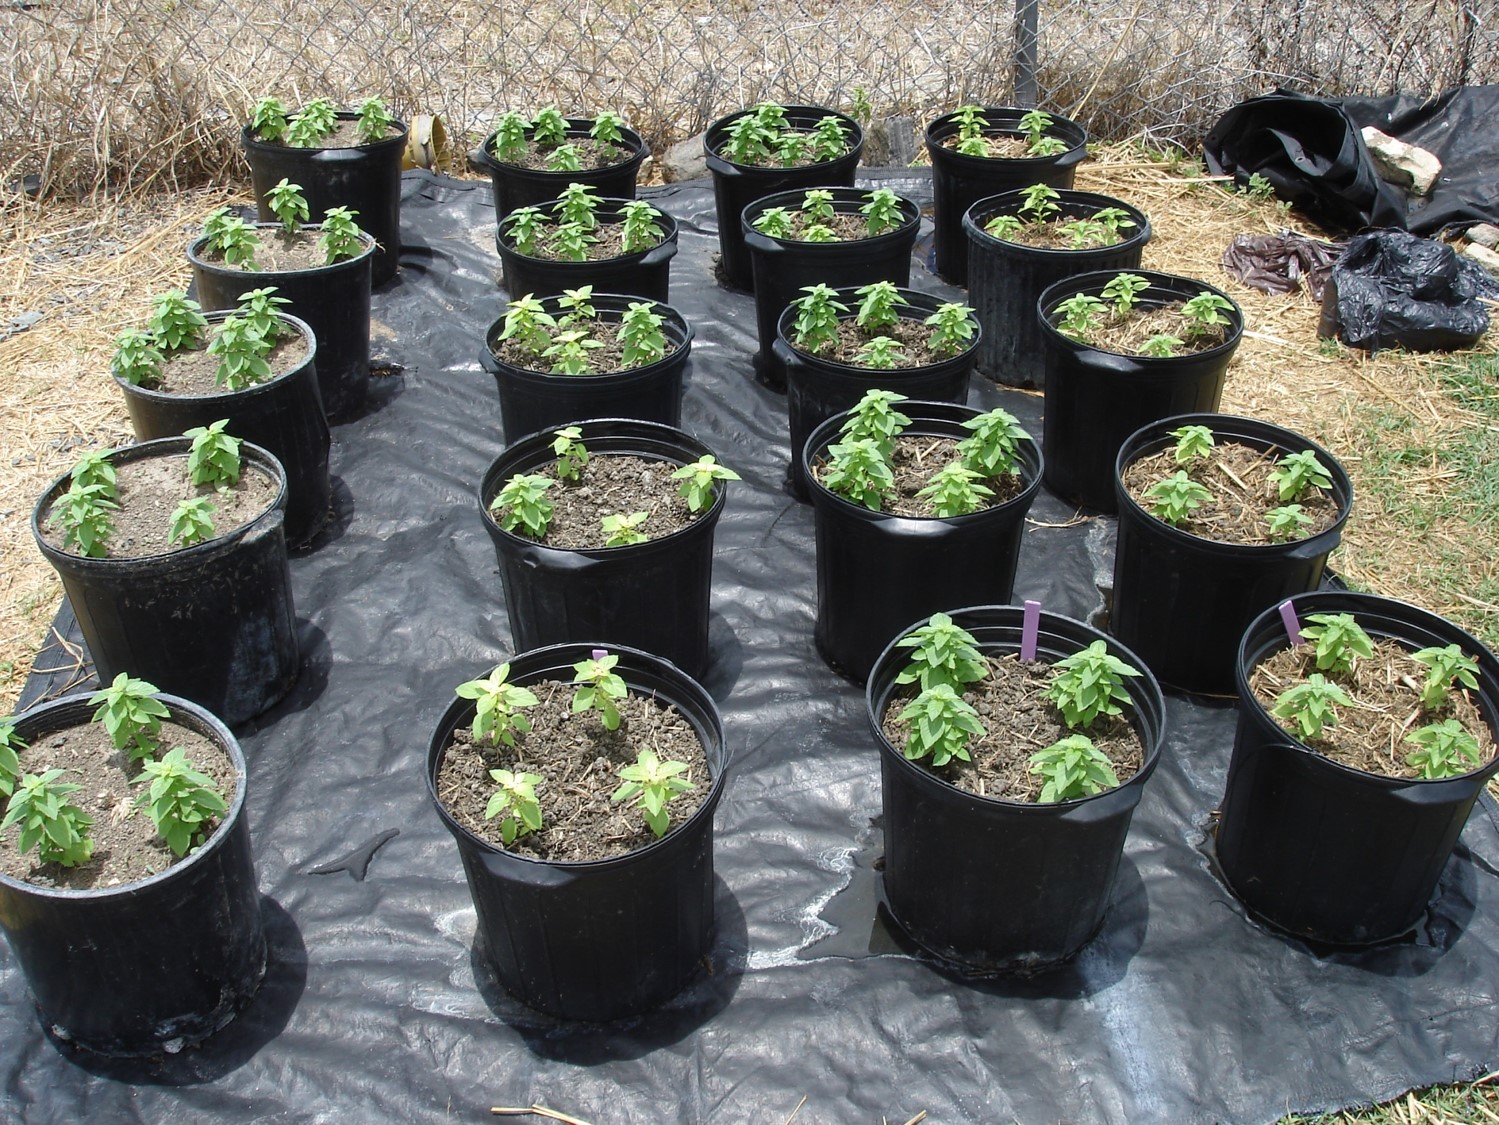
[5,171,1499,1124]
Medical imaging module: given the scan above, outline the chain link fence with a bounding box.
[4,0,1496,198]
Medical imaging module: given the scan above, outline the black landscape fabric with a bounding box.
[5,170,1499,1123]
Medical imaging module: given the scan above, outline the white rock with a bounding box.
[1467,223,1499,249]
[1461,242,1499,275]
[661,134,707,183]
[1360,126,1442,195]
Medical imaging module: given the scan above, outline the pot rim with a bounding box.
[0,690,248,900]
[240,109,409,153]
[962,188,1152,256]
[1036,268,1245,362]
[740,185,921,246]
[923,106,1088,160]
[187,226,377,275]
[474,115,647,171]
[110,309,318,405]
[775,285,981,372]
[483,293,692,377]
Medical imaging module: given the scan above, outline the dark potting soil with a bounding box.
[1084,303,1229,356]
[1120,442,1341,545]
[1250,640,1498,780]
[495,319,683,375]
[0,718,236,889]
[151,331,312,395]
[40,454,279,559]
[764,212,874,242]
[814,433,1028,518]
[259,119,398,149]
[200,228,346,273]
[881,652,1145,803]
[991,218,1133,251]
[434,677,711,863]
[802,316,949,368]
[523,454,701,550]
[490,137,630,172]
[507,218,661,262]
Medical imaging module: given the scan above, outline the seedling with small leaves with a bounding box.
[354,96,394,143]
[917,462,993,516]
[601,510,650,546]
[861,188,904,235]
[169,497,217,547]
[811,116,850,162]
[504,206,546,256]
[1272,673,1350,740]
[894,612,989,692]
[150,290,209,353]
[822,438,894,510]
[0,769,93,867]
[206,314,273,390]
[69,450,118,499]
[671,455,740,513]
[90,672,170,760]
[1170,424,1215,466]
[838,388,910,456]
[492,473,555,538]
[202,209,260,270]
[184,419,243,488]
[1140,334,1183,358]
[800,224,837,243]
[1029,734,1120,802]
[619,301,668,366]
[790,284,849,353]
[555,285,597,327]
[1300,612,1374,675]
[725,113,775,165]
[548,426,589,482]
[318,206,366,263]
[455,662,539,747]
[590,111,625,146]
[250,96,289,142]
[752,206,794,239]
[1145,471,1211,526]
[1411,644,1481,711]
[1269,450,1332,502]
[957,406,1029,477]
[612,748,696,837]
[1102,272,1150,316]
[1019,182,1062,223]
[1265,504,1313,542]
[926,302,977,355]
[0,720,23,798]
[549,221,595,262]
[531,106,569,147]
[492,111,530,162]
[48,480,117,557]
[237,287,290,343]
[543,329,603,374]
[855,336,907,369]
[619,200,665,253]
[1053,293,1105,341]
[799,188,836,225]
[484,769,544,845]
[553,182,601,229]
[112,328,165,386]
[498,294,557,357]
[1047,640,1142,729]
[572,650,628,731]
[1181,291,1235,338]
[1093,207,1136,241]
[854,280,902,333]
[952,104,989,156]
[265,179,310,233]
[1020,109,1068,156]
[285,98,338,147]
[1404,719,1485,779]
[899,684,984,767]
[850,86,873,124]
[131,747,228,856]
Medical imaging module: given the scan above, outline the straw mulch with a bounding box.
[1,151,1495,714]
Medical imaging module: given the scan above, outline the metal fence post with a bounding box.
[1015,0,1040,106]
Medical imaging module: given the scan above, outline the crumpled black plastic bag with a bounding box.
[1319,229,1499,351]
[1221,230,1343,301]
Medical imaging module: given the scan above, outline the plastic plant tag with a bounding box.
[1021,600,1041,660]
[1278,599,1305,645]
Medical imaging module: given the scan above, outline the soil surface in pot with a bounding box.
[494,319,683,375]
[436,679,710,862]
[144,332,311,396]
[506,218,662,262]
[813,433,1028,517]
[937,133,1032,159]
[797,316,955,368]
[1121,443,1340,545]
[502,455,704,550]
[258,120,399,149]
[987,215,1136,251]
[200,228,354,273]
[41,454,279,559]
[713,129,847,168]
[1250,641,1498,779]
[490,137,630,171]
[763,212,880,242]
[0,719,236,889]
[1075,304,1229,357]
[881,653,1145,802]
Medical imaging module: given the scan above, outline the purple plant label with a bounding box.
[1021,600,1041,661]
[592,649,608,662]
[1278,600,1305,645]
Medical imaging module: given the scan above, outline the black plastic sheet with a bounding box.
[5,170,1499,1124]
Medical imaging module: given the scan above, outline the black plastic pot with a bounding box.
[743,186,920,390]
[427,642,725,1021]
[495,197,679,304]
[703,105,865,291]
[1218,591,1499,945]
[188,226,374,420]
[867,605,1165,973]
[804,402,1043,684]
[479,418,727,678]
[31,437,299,726]
[964,189,1150,388]
[1111,414,1354,695]
[1036,269,1245,513]
[241,111,406,285]
[774,286,980,498]
[0,691,265,1056]
[481,293,693,442]
[112,310,330,549]
[473,116,647,224]
[925,106,1087,286]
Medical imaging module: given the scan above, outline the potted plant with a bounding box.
[188,181,376,419]
[1110,414,1354,695]
[742,186,921,390]
[802,393,1044,684]
[773,281,980,497]
[30,426,299,726]
[0,682,265,1055]
[478,419,739,679]
[963,184,1151,388]
[426,642,726,1021]
[866,605,1165,972]
[480,287,694,441]
[241,95,407,285]
[1218,591,1499,945]
[1036,269,1245,512]
[472,107,648,224]
[495,185,679,303]
[702,101,865,291]
[924,105,1088,286]
[109,288,330,548]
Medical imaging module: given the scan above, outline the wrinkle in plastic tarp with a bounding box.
[4,170,1498,1124]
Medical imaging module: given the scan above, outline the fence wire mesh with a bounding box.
[4,0,1496,198]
